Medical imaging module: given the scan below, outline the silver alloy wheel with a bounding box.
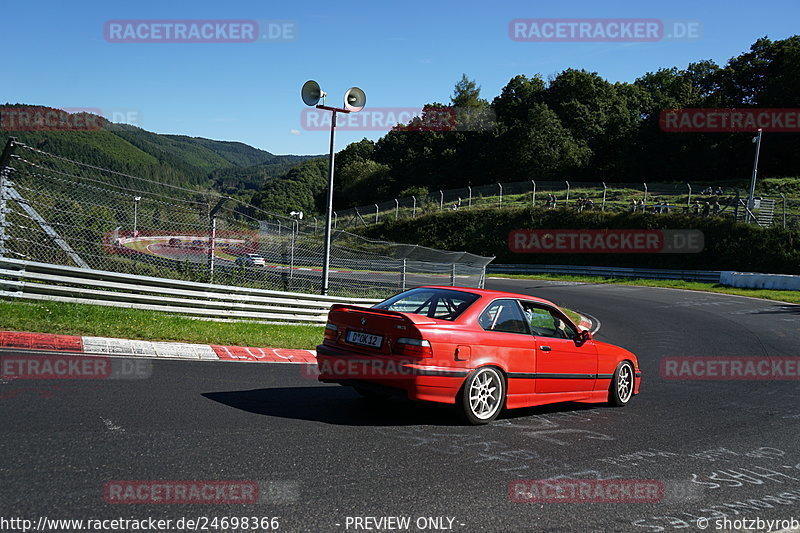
[617,363,633,403]
[468,368,502,420]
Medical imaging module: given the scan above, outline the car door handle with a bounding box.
[540,346,551,352]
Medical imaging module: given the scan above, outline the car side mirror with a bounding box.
[575,330,592,343]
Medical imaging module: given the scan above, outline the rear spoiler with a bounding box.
[328,304,436,325]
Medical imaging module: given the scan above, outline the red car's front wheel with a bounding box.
[459,367,505,425]
[609,361,635,406]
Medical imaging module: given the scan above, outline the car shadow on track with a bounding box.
[202,385,604,427]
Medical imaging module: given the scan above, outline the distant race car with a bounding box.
[316,286,641,424]
[235,253,266,267]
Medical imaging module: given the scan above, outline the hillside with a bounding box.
[0,104,319,195]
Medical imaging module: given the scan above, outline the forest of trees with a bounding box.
[251,35,800,215]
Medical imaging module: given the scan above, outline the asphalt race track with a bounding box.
[1,280,799,532]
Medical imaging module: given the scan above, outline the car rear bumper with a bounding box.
[315,344,467,404]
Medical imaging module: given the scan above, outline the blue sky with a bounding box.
[4,0,798,156]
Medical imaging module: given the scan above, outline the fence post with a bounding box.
[313,216,317,234]
[781,193,786,228]
[333,211,338,228]
[412,196,417,218]
[276,218,282,236]
[687,183,692,207]
[450,263,456,286]
[498,183,503,208]
[467,186,472,209]
[0,138,18,258]
[394,198,399,220]
[374,203,379,224]
[565,181,570,207]
[643,183,648,207]
[439,190,444,211]
[531,180,536,207]
[601,182,607,211]
[401,258,407,290]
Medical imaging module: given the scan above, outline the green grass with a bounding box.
[0,300,323,349]
[489,274,800,305]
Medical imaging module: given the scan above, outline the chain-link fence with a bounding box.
[0,140,493,297]
[335,179,800,230]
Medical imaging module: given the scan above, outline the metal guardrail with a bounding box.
[487,264,722,283]
[0,258,381,324]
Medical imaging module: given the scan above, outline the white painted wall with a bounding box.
[720,271,800,291]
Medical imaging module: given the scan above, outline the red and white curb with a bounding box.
[0,331,317,364]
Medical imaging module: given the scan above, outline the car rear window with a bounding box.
[373,288,480,321]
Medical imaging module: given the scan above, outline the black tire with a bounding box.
[609,360,635,406]
[459,367,505,425]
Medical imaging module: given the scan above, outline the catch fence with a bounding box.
[0,139,492,298]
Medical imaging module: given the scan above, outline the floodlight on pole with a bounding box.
[301,80,366,295]
[747,128,763,222]
[133,196,142,236]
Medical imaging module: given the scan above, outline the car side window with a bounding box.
[519,301,576,339]
[478,299,529,335]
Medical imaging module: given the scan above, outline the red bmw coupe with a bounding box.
[316,286,641,424]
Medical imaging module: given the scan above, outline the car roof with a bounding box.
[415,285,555,306]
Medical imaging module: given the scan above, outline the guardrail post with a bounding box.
[0,138,17,258]
[531,180,536,207]
[565,181,570,207]
[498,183,503,208]
[601,182,607,211]
[401,258,407,290]
[412,196,417,218]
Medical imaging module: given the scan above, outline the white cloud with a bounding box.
[290,129,301,136]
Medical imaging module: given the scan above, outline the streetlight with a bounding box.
[301,80,366,295]
[747,128,764,222]
[133,196,142,236]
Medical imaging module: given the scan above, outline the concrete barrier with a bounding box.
[720,271,800,291]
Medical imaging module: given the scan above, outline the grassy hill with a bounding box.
[0,104,318,194]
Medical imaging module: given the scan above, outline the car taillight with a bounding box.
[394,337,432,358]
[324,323,338,342]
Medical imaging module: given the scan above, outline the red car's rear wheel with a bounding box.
[460,367,505,425]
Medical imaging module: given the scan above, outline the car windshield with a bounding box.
[373,288,479,321]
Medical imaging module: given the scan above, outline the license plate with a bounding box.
[346,330,383,348]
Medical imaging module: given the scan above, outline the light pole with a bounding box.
[747,128,764,223]
[301,80,366,295]
[133,196,141,236]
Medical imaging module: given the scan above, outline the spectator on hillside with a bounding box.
[630,199,637,212]
[585,198,594,210]
[702,201,711,216]
[712,200,721,215]
[692,200,701,215]
[715,186,724,195]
